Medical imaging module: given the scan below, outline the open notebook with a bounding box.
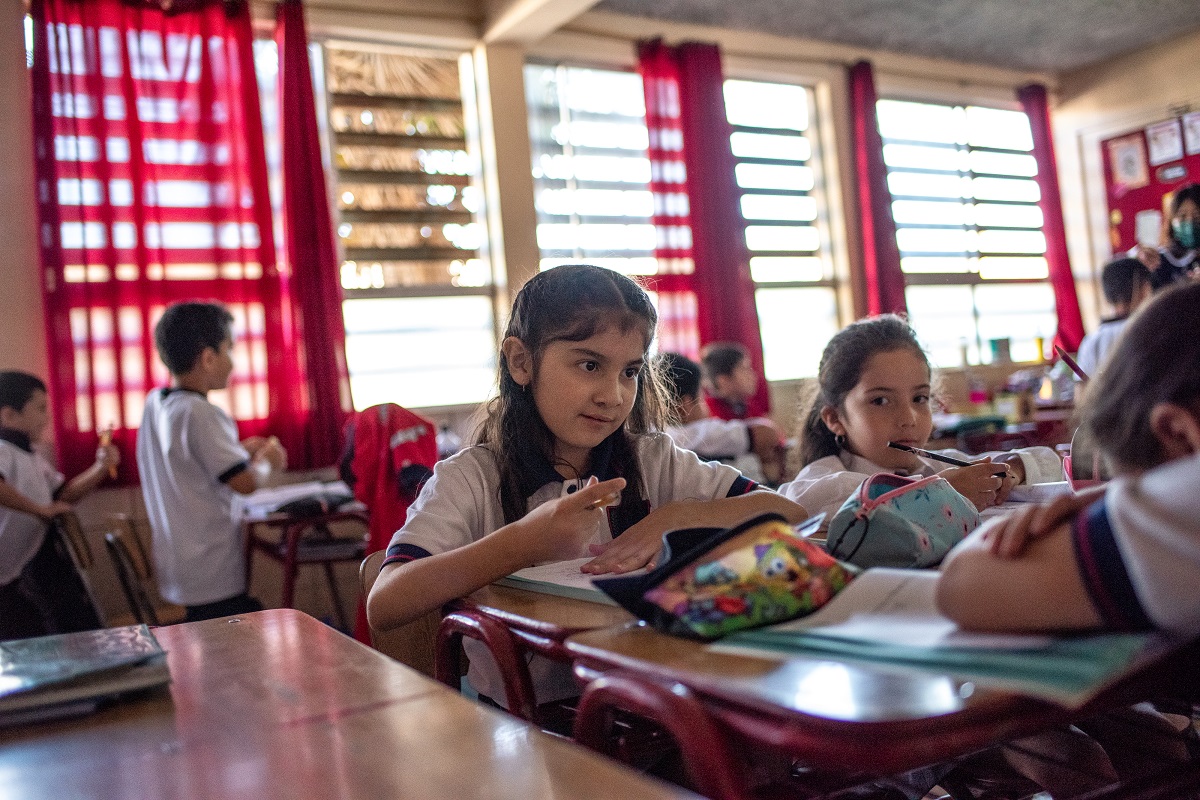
[712,568,1176,709]
[496,558,646,605]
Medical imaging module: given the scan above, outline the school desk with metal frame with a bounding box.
[565,623,1200,800]
[0,609,701,800]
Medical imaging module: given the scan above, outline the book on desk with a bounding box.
[496,557,628,605]
[712,568,1176,709]
[0,625,171,727]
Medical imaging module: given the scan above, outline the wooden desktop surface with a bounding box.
[567,623,1199,774]
[457,585,632,656]
[0,609,698,800]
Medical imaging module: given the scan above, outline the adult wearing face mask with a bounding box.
[1133,182,1200,289]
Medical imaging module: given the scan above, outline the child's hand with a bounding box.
[257,436,287,472]
[980,487,1104,557]
[517,477,625,565]
[991,454,1025,502]
[581,499,689,575]
[96,443,120,472]
[941,460,1006,510]
[41,500,74,520]
[241,436,268,454]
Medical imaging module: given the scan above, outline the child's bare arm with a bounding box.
[937,515,1103,632]
[227,437,287,495]
[58,444,120,503]
[367,477,625,631]
[0,480,72,519]
[581,491,808,574]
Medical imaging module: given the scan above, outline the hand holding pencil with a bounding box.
[97,425,120,479]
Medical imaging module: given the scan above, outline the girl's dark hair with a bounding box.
[798,314,929,466]
[476,265,669,524]
[1081,282,1200,473]
[1169,183,1200,218]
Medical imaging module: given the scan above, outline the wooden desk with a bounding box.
[0,610,699,800]
[456,585,633,661]
[567,623,1200,779]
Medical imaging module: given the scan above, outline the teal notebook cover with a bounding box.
[712,568,1172,708]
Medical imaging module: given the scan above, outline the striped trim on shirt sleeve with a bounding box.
[218,461,249,483]
[727,475,759,496]
[381,542,432,568]
[1071,498,1153,631]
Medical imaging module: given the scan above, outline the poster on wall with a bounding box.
[1108,133,1148,193]
[1146,119,1184,166]
[1102,115,1200,255]
[1184,111,1200,156]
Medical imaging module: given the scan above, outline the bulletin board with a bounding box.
[1100,111,1200,253]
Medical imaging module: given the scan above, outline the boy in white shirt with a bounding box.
[0,371,119,639]
[660,352,786,485]
[137,302,286,622]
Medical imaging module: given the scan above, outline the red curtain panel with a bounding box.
[1017,83,1084,352]
[29,0,309,479]
[848,60,908,318]
[276,0,351,467]
[637,39,769,417]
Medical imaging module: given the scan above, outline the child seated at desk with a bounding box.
[367,265,807,708]
[939,282,1200,795]
[778,315,1061,528]
[1074,256,1152,386]
[137,302,286,623]
[699,341,760,420]
[659,352,787,486]
[0,371,119,639]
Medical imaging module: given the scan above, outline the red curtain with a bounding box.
[637,39,769,417]
[30,0,306,480]
[277,0,351,467]
[848,60,907,317]
[1018,83,1084,352]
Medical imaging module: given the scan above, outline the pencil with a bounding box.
[99,425,117,479]
[887,442,1008,477]
[585,491,622,510]
[1054,345,1089,382]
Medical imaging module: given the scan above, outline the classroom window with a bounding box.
[525,65,660,277]
[725,79,837,380]
[324,44,496,409]
[877,99,1056,367]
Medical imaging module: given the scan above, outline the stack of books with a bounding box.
[0,625,170,728]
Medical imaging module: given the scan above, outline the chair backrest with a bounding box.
[50,510,106,627]
[53,511,93,570]
[105,529,161,626]
[359,550,440,678]
[107,513,154,578]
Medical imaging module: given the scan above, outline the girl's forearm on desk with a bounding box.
[367,525,534,631]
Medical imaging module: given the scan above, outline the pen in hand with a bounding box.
[99,425,117,479]
[887,442,1009,477]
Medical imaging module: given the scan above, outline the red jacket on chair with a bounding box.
[343,403,438,554]
[343,404,437,644]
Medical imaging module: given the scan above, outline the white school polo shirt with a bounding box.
[136,389,251,606]
[385,432,759,702]
[0,437,63,585]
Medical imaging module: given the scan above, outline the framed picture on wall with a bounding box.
[1184,112,1200,156]
[1108,133,1149,192]
[1146,119,1184,166]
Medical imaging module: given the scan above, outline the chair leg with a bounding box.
[280,523,302,609]
[322,562,351,631]
[573,670,751,800]
[435,610,539,723]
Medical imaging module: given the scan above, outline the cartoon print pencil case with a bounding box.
[593,513,858,640]
[825,473,980,569]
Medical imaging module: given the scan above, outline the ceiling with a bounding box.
[592,0,1200,73]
